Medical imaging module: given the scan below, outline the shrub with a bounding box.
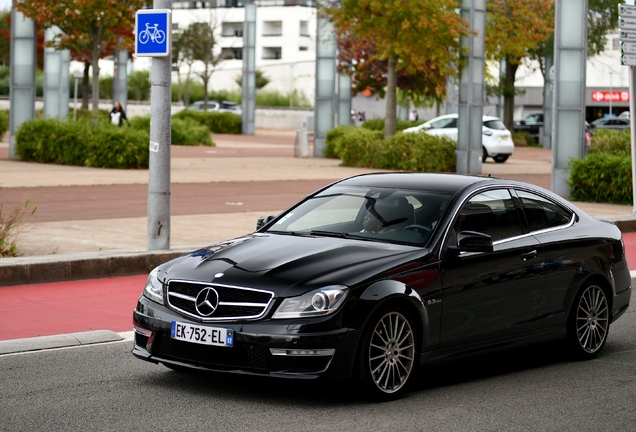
[324,125,357,159]
[74,108,111,125]
[84,127,149,168]
[569,152,632,204]
[512,131,536,147]
[172,110,242,134]
[336,128,384,167]
[381,133,456,172]
[16,118,150,169]
[361,118,422,133]
[325,126,455,172]
[588,128,630,156]
[128,115,213,146]
[0,109,8,137]
[0,197,37,257]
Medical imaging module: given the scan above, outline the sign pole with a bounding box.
[136,4,172,250]
[620,3,636,213]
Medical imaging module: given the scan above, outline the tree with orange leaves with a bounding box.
[485,0,554,129]
[15,0,149,120]
[326,0,469,137]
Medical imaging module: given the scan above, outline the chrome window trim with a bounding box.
[166,278,275,322]
[439,183,577,259]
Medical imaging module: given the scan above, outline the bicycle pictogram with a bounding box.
[138,23,166,45]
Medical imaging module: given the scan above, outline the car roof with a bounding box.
[425,113,503,123]
[335,172,494,194]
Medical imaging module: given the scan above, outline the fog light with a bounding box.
[270,348,335,357]
[133,325,153,337]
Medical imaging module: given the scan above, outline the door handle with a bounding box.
[521,250,537,261]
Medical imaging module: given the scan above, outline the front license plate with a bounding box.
[171,321,234,347]
[501,136,509,140]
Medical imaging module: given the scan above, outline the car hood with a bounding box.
[159,233,426,297]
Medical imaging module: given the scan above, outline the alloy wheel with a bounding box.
[367,311,415,395]
[575,284,609,354]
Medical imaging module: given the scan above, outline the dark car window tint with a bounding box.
[516,190,572,232]
[455,189,523,242]
[483,120,506,130]
[429,118,456,129]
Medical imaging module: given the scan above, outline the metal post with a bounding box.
[629,67,636,214]
[541,56,553,149]
[551,0,588,197]
[242,2,256,135]
[314,14,336,156]
[456,0,485,174]
[337,73,351,126]
[9,4,36,160]
[73,71,82,121]
[147,0,172,250]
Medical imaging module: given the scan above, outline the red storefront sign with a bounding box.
[591,90,630,102]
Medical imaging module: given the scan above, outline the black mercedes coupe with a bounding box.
[132,173,631,400]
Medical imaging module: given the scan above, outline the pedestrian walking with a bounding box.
[109,101,128,127]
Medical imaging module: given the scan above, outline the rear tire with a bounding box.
[493,154,509,163]
[357,307,417,401]
[567,282,610,359]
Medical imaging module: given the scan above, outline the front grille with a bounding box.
[167,280,274,321]
[152,332,268,371]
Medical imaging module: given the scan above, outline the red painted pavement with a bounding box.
[2,231,636,343]
[0,274,146,341]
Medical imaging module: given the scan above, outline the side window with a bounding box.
[429,118,455,129]
[516,190,573,232]
[455,189,523,242]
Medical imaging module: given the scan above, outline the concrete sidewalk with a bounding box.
[1,131,635,287]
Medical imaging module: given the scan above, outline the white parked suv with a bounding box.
[403,113,514,163]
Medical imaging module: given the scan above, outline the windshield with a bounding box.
[266,185,452,246]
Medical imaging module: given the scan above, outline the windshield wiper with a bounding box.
[309,230,350,238]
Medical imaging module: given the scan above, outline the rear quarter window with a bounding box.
[516,190,573,232]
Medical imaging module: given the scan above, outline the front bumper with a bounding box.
[132,296,359,379]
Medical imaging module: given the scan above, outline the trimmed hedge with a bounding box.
[361,118,426,133]
[0,109,8,137]
[325,126,456,172]
[16,119,149,169]
[172,110,242,134]
[128,115,213,146]
[569,129,632,204]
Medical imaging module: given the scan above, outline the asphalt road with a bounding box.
[1,299,634,431]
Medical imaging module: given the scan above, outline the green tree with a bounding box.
[485,0,554,129]
[326,0,468,137]
[0,10,10,67]
[15,0,149,121]
[186,21,224,110]
[234,69,270,90]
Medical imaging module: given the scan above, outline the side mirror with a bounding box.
[256,215,277,230]
[456,230,493,253]
[519,120,526,125]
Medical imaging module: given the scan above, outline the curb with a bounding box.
[0,330,127,355]
[1,215,636,288]
[0,248,195,288]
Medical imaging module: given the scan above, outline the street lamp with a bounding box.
[72,71,83,121]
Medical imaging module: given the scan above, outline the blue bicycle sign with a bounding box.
[139,23,166,45]
[135,9,171,57]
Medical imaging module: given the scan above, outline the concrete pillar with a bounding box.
[242,2,256,135]
[43,27,70,120]
[551,0,588,197]
[9,6,36,160]
[456,0,485,174]
[314,16,336,156]
[337,73,351,126]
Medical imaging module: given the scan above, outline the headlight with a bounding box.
[273,285,349,319]
[143,267,164,305]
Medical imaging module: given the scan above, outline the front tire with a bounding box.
[357,308,417,400]
[567,282,610,359]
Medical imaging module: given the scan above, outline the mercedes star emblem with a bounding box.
[195,287,220,317]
